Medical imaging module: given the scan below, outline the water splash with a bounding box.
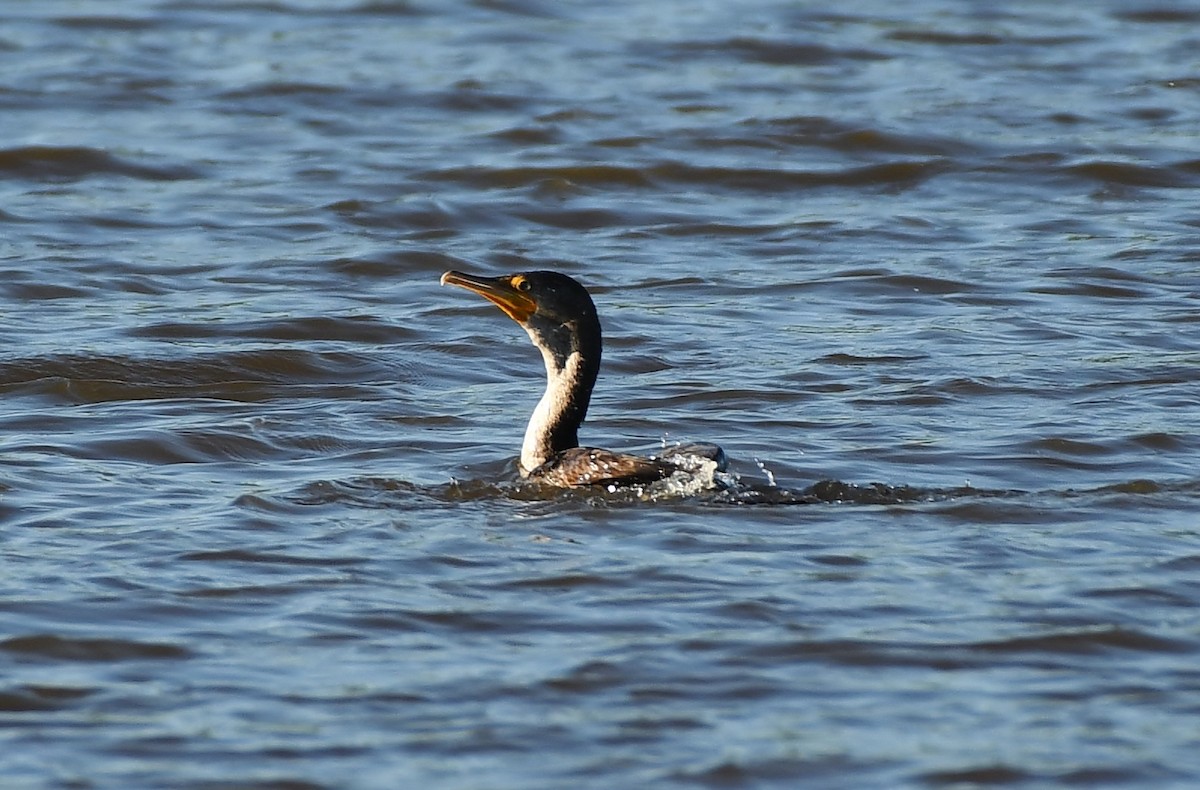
[753,457,777,487]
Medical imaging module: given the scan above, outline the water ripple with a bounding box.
[0,145,200,182]
[4,1,1200,787]
[0,634,191,662]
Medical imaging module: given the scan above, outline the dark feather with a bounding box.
[530,447,673,488]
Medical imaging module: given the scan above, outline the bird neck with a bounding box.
[520,324,600,475]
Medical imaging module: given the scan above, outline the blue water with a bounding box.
[2,1,1200,787]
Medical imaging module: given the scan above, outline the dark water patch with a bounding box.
[0,634,190,662]
[1126,431,1194,453]
[179,582,326,600]
[435,474,1006,509]
[1126,105,1177,123]
[423,164,651,190]
[440,477,515,503]
[969,627,1194,657]
[6,376,379,407]
[132,315,412,344]
[162,0,418,18]
[0,146,200,182]
[896,497,1060,525]
[353,0,425,15]
[215,81,419,116]
[921,764,1032,786]
[922,763,1177,787]
[1048,111,1089,125]
[741,637,975,671]
[816,353,927,366]
[54,15,160,31]
[650,37,890,66]
[216,80,362,114]
[488,124,562,145]
[1023,437,1113,458]
[671,102,729,115]
[1049,477,1200,512]
[514,206,643,231]
[2,281,94,300]
[232,492,320,516]
[1043,264,1161,286]
[1079,368,1197,395]
[1,260,177,300]
[991,150,1067,177]
[640,220,789,238]
[847,375,1016,409]
[1063,159,1198,189]
[1096,478,1164,495]
[288,477,431,509]
[75,428,267,465]
[501,573,623,591]
[1159,554,1200,571]
[285,477,512,517]
[890,28,1091,47]
[422,159,949,193]
[998,446,1122,475]
[180,781,330,790]
[871,272,983,295]
[592,134,655,149]
[741,627,1193,673]
[436,79,535,112]
[810,553,869,568]
[0,351,392,404]
[395,607,558,635]
[541,660,627,693]
[71,424,360,465]
[1081,585,1196,609]
[651,159,949,192]
[465,0,570,19]
[180,549,364,568]
[675,755,871,787]
[1114,8,1200,23]
[803,480,990,506]
[219,81,344,100]
[747,116,975,157]
[0,684,92,713]
[887,30,1004,46]
[182,0,427,17]
[1162,77,1200,91]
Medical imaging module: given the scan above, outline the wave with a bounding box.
[277,467,1200,513]
[0,634,190,662]
[0,145,201,182]
[0,350,391,404]
[421,159,949,193]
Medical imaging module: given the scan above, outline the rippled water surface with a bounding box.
[3,1,1200,787]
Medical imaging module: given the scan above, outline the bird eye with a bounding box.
[514,277,531,292]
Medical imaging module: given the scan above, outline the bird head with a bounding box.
[441,268,602,379]
[440,270,596,328]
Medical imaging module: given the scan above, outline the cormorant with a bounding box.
[440,269,726,488]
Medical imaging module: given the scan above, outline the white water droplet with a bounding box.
[754,458,777,487]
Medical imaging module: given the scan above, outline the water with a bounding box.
[3,1,1200,787]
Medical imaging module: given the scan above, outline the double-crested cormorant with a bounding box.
[440,269,726,488]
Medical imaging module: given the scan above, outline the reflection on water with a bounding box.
[2,1,1200,787]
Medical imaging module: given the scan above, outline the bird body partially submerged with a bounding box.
[441,269,725,489]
